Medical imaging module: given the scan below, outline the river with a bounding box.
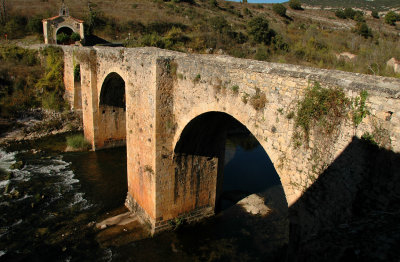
[0,133,288,261]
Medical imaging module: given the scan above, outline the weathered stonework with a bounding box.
[42,3,84,45]
[61,46,400,237]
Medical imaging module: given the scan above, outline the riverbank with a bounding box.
[0,109,82,150]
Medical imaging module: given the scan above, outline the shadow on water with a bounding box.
[63,147,127,213]
[221,131,282,210]
[288,137,400,262]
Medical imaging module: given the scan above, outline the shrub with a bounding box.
[344,8,356,19]
[70,32,81,41]
[371,11,379,19]
[141,33,165,48]
[352,90,369,127]
[335,10,346,19]
[294,82,350,142]
[255,45,269,61]
[354,12,365,22]
[355,22,372,38]
[247,17,276,45]
[56,33,70,45]
[230,85,239,94]
[66,134,91,150]
[289,0,302,10]
[273,4,287,17]
[250,88,267,110]
[385,11,399,26]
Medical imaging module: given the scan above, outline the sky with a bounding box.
[227,0,288,3]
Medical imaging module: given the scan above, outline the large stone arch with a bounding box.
[152,107,289,232]
[172,104,291,201]
[176,111,286,203]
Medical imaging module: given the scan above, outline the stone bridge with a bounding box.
[62,46,400,237]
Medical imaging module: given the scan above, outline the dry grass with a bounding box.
[6,0,400,78]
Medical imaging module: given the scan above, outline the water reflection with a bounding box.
[63,147,127,212]
[221,132,282,210]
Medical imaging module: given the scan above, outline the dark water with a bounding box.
[0,133,288,261]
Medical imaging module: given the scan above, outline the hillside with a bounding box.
[302,0,400,11]
[1,0,400,78]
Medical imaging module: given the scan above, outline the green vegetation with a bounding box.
[272,4,287,17]
[371,11,379,19]
[355,22,372,38]
[1,0,400,83]
[385,11,400,26]
[361,132,377,145]
[361,124,391,149]
[56,32,81,45]
[230,85,239,94]
[249,87,267,111]
[247,17,276,45]
[0,14,45,39]
[66,134,91,150]
[301,0,399,11]
[0,45,40,116]
[193,74,201,83]
[289,0,303,10]
[56,33,70,45]
[293,82,350,144]
[335,8,365,21]
[352,90,369,127]
[36,46,66,111]
[0,44,67,117]
[73,65,81,82]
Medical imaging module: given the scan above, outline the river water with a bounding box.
[0,133,288,261]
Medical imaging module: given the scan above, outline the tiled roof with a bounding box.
[42,15,84,23]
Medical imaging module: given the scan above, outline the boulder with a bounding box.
[387,57,400,73]
[336,52,357,61]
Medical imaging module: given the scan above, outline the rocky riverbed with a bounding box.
[0,109,82,148]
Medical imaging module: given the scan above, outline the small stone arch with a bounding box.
[96,72,127,148]
[99,72,126,109]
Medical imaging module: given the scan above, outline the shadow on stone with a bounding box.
[288,137,400,262]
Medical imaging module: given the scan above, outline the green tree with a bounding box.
[27,16,43,34]
[86,1,100,35]
[273,4,286,17]
[247,16,276,45]
[289,0,302,10]
[385,11,399,26]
